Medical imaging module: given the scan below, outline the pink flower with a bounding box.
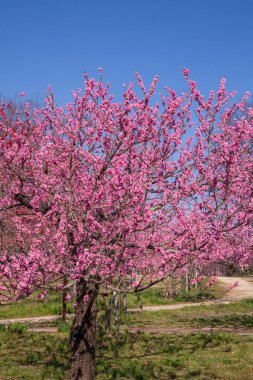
[38,290,48,299]
[182,68,190,78]
[232,281,239,289]
[83,295,90,303]
[132,281,140,288]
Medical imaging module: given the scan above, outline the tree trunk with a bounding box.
[62,277,68,322]
[102,294,111,334]
[194,270,198,289]
[123,292,127,314]
[136,291,143,311]
[68,280,99,380]
[185,273,189,293]
[113,291,119,337]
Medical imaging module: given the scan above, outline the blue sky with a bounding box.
[1,0,253,105]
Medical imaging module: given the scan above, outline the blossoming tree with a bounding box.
[0,70,252,379]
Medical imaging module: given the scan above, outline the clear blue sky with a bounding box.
[1,0,253,104]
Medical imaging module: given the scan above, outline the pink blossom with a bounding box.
[0,68,252,315]
[83,295,90,303]
[182,68,190,78]
[65,293,72,301]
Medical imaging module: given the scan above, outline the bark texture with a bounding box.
[68,280,99,380]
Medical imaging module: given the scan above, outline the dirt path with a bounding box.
[0,314,72,326]
[217,276,253,299]
[127,277,253,335]
[28,327,58,333]
[128,299,232,313]
[27,325,253,335]
[1,277,253,329]
[128,325,253,336]
[129,276,253,312]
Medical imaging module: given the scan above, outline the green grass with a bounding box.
[0,278,222,320]
[0,330,69,379]
[1,297,253,379]
[0,292,73,320]
[122,279,221,309]
[0,288,172,320]
[55,319,73,333]
[122,298,253,327]
[1,328,253,379]
[0,322,28,334]
[1,282,253,378]
[96,331,253,380]
[191,314,253,328]
[103,287,177,310]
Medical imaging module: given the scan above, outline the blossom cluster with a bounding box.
[0,69,252,301]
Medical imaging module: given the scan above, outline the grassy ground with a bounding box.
[125,285,220,308]
[97,331,253,380]
[122,298,253,327]
[1,282,253,379]
[0,279,221,320]
[0,327,69,380]
[0,293,73,320]
[0,326,253,379]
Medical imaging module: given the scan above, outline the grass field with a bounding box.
[0,279,220,320]
[0,324,253,379]
[1,281,253,379]
[122,298,253,327]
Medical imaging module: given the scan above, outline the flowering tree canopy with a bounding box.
[0,69,252,379]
